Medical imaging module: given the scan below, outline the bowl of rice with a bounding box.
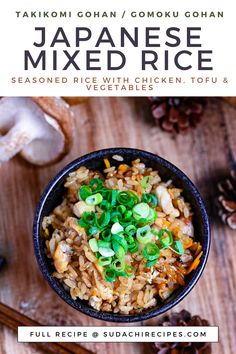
[33,148,210,322]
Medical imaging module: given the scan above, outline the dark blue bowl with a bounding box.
[33,148,210,322]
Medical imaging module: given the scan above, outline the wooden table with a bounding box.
[0,97,235,354]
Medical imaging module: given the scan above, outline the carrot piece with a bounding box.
[104,158,110,168]
[118,164,128,173]
[184,239,193,249]
[186,251,203,274]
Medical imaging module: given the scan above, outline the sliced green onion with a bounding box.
[104,267,117,282]
[173,240,184,255]
[89,238,98,252]
[123,210,133,221]
[89,178,104,191]
[78,219,88,228]
[81,212,96,225]
[110,211,122,223]
[112,240,125,259]
[141,176,149,188]
[97,240,111,249]
[110,190,118,206]
[146,208,157,223]
[100,200,111,211]
[125,225,137,236]
[98,256,112,266]
[136,225,152,244]
[146,259,157,267]
[111,259,125,273]
[98,247,115,257]
[112,234,128,252]
[87,225,99,236]
[79,185,92,201]
[101,229,111,241]
[142,242,160,260]
[111,222,124,235]
[126,234,135,244]
[133,203,150,220]
[86,193,103,206]
[125,265,135,277]
[142,193,158,207]
[117,191,135,207]
[117,205,126,214]
[157,229,173,248]
[96,211,110,229]
[128,191,140,204]
[128,242,138,253]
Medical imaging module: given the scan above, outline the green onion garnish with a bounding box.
[79,185,92,201]
[89,238,98,252]
[142,242,160,261]
[86,193,103,206]
[136,225,152,244]
[111,259,125,273]
[89,178,104,190]
[157,229,173,248]
[101,229,111,241]
[96,211,110,229]
[125,265,135,277]
[98,247,115,257]
[133,202,150,220]
[141,176,149,188]
[173,240,184,255]
[111,222,124,234]
[146,208,157,223]
[98,256,112,266]
[112,234,128,252]
[128,242,138,253]
[77,174,184,283]
[104,267,117,282]
[87,225,99,236]
[146,259,157,267]
[125,224,137,236]
[142,193,158,207]
[112,240,125,259]
[97,240,111,249]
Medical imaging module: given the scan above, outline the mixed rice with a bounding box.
[42,158,202,314]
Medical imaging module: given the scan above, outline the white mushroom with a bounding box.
[53,241,72,273]
[73,201,95,218]
[0,97,73,165]
[155,185,180,218]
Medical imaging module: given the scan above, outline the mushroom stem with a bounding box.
[0,123,34,162]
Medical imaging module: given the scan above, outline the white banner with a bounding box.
[18,326,219,343]
[0,0,235,96]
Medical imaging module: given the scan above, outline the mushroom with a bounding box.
[0,96,73,165]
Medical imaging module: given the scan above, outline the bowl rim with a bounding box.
[33,147,210,323]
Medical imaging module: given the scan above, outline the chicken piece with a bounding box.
[53,241,72,273]
[155,185,180,218]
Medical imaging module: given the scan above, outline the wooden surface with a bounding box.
[0,97,236,354]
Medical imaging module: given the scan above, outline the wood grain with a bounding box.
[0,97,235,354]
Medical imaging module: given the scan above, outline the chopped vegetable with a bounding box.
[142,242,160,261]
[86,193,103,205]
[133,202,150,220]
[136,225,152,244]
[104,158,111,168]
[111,222,124,234]
[187,251,203,274]
[89,238,98,252]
